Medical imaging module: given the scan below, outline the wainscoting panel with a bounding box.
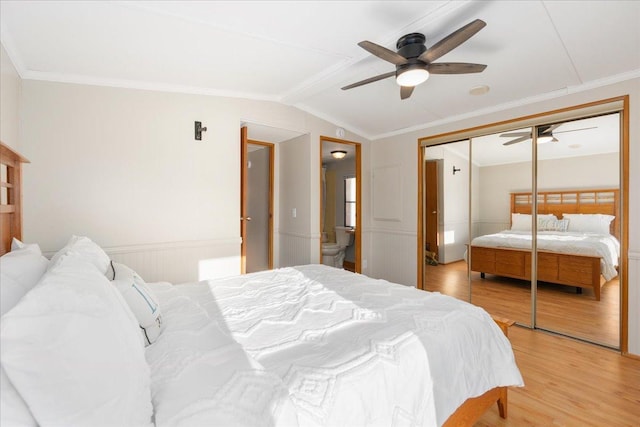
[629,251,640,356]
[100,239,240,284]
[278,231,312,268]
[369,229,416,287]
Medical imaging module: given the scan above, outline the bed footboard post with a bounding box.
[492,316,515,419]
[497,386,508,418]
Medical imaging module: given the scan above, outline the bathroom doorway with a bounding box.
[320,136,361,272]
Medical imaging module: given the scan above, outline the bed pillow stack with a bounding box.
[48,235,163,345]
[0,245,153,426]
[110,261,163,346]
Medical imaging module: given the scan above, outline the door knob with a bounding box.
[432,211,437,214]
[242,217,252,221]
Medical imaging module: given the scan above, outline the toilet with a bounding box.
[322,226,354,268]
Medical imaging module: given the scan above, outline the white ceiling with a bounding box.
[439,113,620,167]
[1,1,639,140]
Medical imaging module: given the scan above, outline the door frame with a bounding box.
[241,127,275,273]
[417,96,630,353]
[319,136,362,273]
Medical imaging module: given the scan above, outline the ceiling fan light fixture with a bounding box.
[537,135,554,144]
[396,68,429,87]
[331,150,347,159]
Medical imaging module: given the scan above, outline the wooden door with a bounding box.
[241,127,274,274]
[425,160,439,260]
[245,140,274,273]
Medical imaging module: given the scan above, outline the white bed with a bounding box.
[469,191,621,301]
[146,264,523,426]
[1,234,523,427]
[470,230,620,281]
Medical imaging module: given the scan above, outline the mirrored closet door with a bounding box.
[420,99,626,349]
[534,113,621,347]
[423,140,471,302]
[468,131,533,327]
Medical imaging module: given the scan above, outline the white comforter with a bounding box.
[146,265,523,426]
[471,230,620,281]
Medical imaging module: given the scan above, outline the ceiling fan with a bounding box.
[341,19,487,100]
[500,124,598,146]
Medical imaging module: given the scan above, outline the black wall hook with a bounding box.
[453,165,461,175]
[195,121,207,140]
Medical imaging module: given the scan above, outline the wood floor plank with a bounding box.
[424,261,620,347]
[475,326,640,426]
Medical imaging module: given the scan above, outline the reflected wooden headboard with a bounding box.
[510,188,620,240]
[0,142,30,255]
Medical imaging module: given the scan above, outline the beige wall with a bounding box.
[19,80,371,279]
[1,44,21,150]
[371,77,640,355]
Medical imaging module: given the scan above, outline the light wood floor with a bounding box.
[476,326,640,426]
[424,261,620,347]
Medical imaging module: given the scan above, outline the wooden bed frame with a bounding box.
[0,141,29,255]
[443,316,514,426]
[470,189,619,301]
[0,141,513,426]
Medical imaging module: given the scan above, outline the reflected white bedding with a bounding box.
[146,265,522,426]
[471,230,620,281]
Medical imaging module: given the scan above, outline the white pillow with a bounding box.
[112,262,163,345]
[48,235,110,275]
[511,213,556,231]
[0,251,153,427]
[537,217,570,232]
[10,238,39,252]
[563,213,615,234]
[0,242,49,316]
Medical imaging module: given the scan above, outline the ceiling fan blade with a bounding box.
[538,123,561,135]
[341,71,396,90]
[419,19,486,64]
[502,135,531,146]
[427,62,487,74]
[358,41,408,65]
[500,132,530,138]
[400,86,414,100]
[553,126,598,134]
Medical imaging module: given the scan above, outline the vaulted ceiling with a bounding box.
[2,1,639,140]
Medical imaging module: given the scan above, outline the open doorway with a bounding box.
[320,136,361,272]
[240,122,305,273]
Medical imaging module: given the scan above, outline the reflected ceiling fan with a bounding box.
[341,19,487,100]
[500,124,597,146]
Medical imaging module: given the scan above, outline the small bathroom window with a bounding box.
[344,176,356,228]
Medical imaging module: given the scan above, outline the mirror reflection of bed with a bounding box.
[470,188,620,301]
[422,112,621,349]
